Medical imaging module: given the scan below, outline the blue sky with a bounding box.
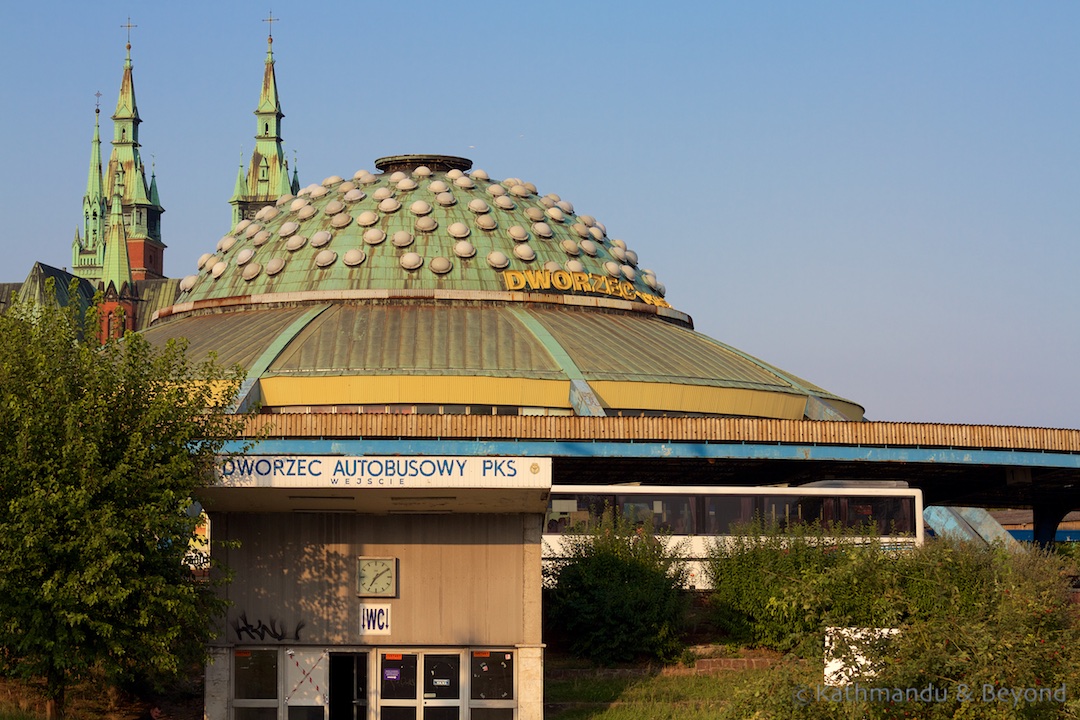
[2,1,1077,428]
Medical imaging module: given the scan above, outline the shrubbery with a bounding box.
[544,510,689,665]
[706,528,1080,719]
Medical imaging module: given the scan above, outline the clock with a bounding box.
[357,556,397,597]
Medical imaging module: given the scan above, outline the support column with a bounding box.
[1032,502,1071,547]
[204,646,230,720]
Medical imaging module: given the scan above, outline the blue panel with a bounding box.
[220,438,1080,471]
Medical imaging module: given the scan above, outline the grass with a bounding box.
[545,667,770,719]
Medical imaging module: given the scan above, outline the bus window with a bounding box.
[616,494,694,534]
[701,495,755,535]
[546,494,613,533]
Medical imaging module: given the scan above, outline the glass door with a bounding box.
[328,652,368,720]
[377,651,463,720]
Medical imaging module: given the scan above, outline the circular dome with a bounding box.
[158,154,863,422]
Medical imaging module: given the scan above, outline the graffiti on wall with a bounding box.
[231,611,306,642]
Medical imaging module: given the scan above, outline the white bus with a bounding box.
[544,484,925,589]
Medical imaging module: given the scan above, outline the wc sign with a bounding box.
[359,604,392,635]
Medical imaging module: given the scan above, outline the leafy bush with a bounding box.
[707,534,1080,719]
[545,509,689,665]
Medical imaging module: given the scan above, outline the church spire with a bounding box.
[74,100,107,272]
[231,14,295,225]
[102,168,133,297]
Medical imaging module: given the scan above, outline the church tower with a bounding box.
[97,167,138,341]
[73,37,165,285]
[230,25,299,224]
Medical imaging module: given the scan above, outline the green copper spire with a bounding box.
[149,163,161,207]
[102,167,134,295]
[76,105,107,260]
[231,22,294,225]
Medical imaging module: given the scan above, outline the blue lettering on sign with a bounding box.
[482,459,517,477]
[361,606,391,633]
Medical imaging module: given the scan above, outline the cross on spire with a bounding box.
[264,11,278,39]
[94,91,102,112]
[121,17,137,46]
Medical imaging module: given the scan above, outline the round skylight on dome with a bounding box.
[430,256,452,274]
[219,236,237,253]
[378,198,402,213]
[309,186,329,199]
[325,199,345,215]
[396,178,418,191]
[656,282,666,297]
[610,246,626,261]
[343,248,367,266]
[266,257,286,275]
[557,200,574,214]
[331,213,353,228]
[546,207,566,223]
[400,252,423,270]
[290,198,308,212]
[357,211,379,226]
[579,214,595,227]
[524,181,538,194]
[643,273,657,289]
[428,180,449,193]
[416,216,438,233]
[392,231,414,247]
[286,235,308,251]
[453,240,476,258]
[543,261,561,272]
[389,171,407,182]
[595,222,608,236]
[363,228,387,245]
[513,244,536,262]
[344,188,366,203]
[413,166,432,177]
[566,259,585,273]
[470,169,489,180]
[197,252,214,270]
[356,171,378,185]
[275,194,294,207]
[508,225,529,242]
[410,200,432,216]
[211,261,227,279]
[624,249,639,267]
[322,175,343,186]
[580,239,599,256]
[435,192,456,207]
[243,224,262,239]
[279,221,300,237]
[315,250,338,268]
[255,205,278,221]
[561,239,580,256]
[243,262,262,281]
[603,261,621,277]
[453,176,475,189]
[297,205,318,221]
[588,226,604,241]
[311,230,333,248]
[510,184,530,198]
[486,251,509,269]
[372,187,394,201]
[235,219,252,233]
[532,222,553,238]
[611,238,627,250]
[571,223,589,238]
[621,265,636,281]
[468,198,490,214]
[476,215,497,231]
[494,195,515,210]
[337,181,356,193]
[524,207,544,222]
[180,274,198,292]
[486,184,507,197]
[253,230,272,246]
[236,248,255,266]
[448,222,470,239]
[446,169,464,180]
[539,197,555,209]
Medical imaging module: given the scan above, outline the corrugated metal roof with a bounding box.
[133,278,181,331]
[141,305,314,369]
[266,303,564,379]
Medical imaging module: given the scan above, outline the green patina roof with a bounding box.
[180,155,669,310]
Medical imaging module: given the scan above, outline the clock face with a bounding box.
[358,557,396,597]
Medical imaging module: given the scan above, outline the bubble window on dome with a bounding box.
[266,257,286,275]
[468,198,490,214]
[436,192,457,207]
[331,213,353,228]
[357,211,379,227]
[454,240,476,258]
[486,251,510,269]
[579,239,599,256]
[344,248,367,266]
[513,244,536,262]
[243,224,262,239]
[180,274,198,292]
[392,230,414,247]
[279,221,300,237]
[378,197,402,213]
[389,171,407,182]
[311,230,333,248]
[297,205,318,221]
[286,235,308,251]
[315,250,338,267]
[363,228,387,245]
[427,180,449,193]
[470,169,489,180]
[561,239,580,256]
[344,188,366,203]
[372,187,394,201]
[234,219,252,233]
[532,222,553,238]
[557,199,575,214]
[476,214,497,231]
[309,186,329,199]
[446,169,464,180]
[290,198,308,212]
[211,261,228,279]
[566,259,585,273]
[494,195,516,210]
[543,261,562,272]
[197,252,214,270]
[275,194,295,207]
[218,235,238,252]
[546,207,566,223]
[322,175,343,186]
[448,222,470,239]
[396,178,418,191]
[603,261,621,277]
[252,230,272,247]
[508,225,529,242]
[242,262,262,281]
[400,252,423,270]
[413,166,432,177]
[415,216,438,233]
[337,181,356,193]
[453,176,475,189]
[325,199,345,216]
[430,256,453,274]
[487,184,507,197]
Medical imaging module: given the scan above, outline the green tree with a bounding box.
[545,509,689,665]
[0,286,246,719]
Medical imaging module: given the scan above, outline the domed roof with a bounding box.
[179,155,668,309]
[149,155,863,421]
